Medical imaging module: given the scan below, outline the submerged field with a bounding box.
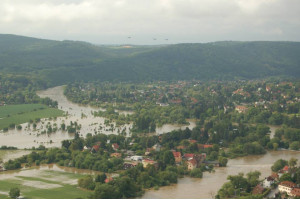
[0,104,63,130]
[0,168,92,199]
[0,150,32,162]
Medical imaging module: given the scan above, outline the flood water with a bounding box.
[142,150,300,199]
[1,86,298,199]
[0,86,196,149]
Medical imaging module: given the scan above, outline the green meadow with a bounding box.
[0,169,92,199]
[0,104,63,130]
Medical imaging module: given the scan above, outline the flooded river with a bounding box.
[0,86,196,149]
[143,150,300,199]
[1,86,299,199]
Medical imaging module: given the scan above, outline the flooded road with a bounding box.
[142,150,300,199]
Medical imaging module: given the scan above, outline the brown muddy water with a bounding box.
[0,86,196,149]
[142,150,300,199]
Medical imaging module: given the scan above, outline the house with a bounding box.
[105,177,114,183]
[270,172,279,180]
[131,156,143,161]
[172,152,182,163]
[198,144,213,149]
[278,181,296,196]
[291,188,300,197]
[183,153,195,160]
[110,153,122,158]
[83,146,91,151]
[282,165,289,173]
[191,97,198,104]
[235,105,248,113]
[91,144,100,153]
[263,176,275,188]
[176,145,187,150]
[252,184,264,195]
[170,99,182,104]
[152,144,162,152]
[112,143,119,151]
[266,86,271,92]
[125,150,135,156]
[278,166,289,177]
[232,89,250,97]
[188,139,197,144]
[187,159,197,170]
[123,162,138,170]
[145,148,152,156]
[156,102,169,107]
[142,159,157,168]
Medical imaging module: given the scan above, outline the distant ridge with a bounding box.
[0,34,299,85]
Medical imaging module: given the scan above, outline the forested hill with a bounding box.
[1,34,299,85]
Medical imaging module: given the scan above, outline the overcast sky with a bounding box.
[0,0,299,44]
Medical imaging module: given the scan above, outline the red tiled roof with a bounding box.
[203,144,213,148]
[172,151,181,158]
[235,105,247,110]
[191,97,198,104]
[110,153,121,157]
[92,145,100,151]
[189,139,197,144]
[197,144,214,149]
[282,165,289,171]
[105,177,113,183]
[270,172,279,179]
[279,181,296,188]
[291,188,300,197]
[187,158,197,166]
[143,159,156,164]
[252,184,264,195]
[112,143,119,149]
[267,176,274,181]
[176,145,186,150]
[184,153,194,159]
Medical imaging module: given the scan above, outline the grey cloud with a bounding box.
[0,0,299,44]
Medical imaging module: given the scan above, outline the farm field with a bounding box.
[0,168,92,199]
[0,104,64,130]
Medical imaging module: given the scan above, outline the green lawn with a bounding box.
[0,104,63,130]
[0,170,92,199]
[0,104,48,118]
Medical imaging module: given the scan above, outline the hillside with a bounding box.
[0,34,299,85]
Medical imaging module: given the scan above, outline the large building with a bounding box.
[278,181,296,196]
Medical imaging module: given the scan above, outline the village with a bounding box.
[252,162,300,198]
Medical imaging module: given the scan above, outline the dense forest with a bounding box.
[0,34,300,86]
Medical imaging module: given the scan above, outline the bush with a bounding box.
[290,141,299,150]
[190,168,203,178]
[78,176,95,190]
[9,188,20,199]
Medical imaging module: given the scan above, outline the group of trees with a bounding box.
[0,74,58,107]
[217,171,265,199]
